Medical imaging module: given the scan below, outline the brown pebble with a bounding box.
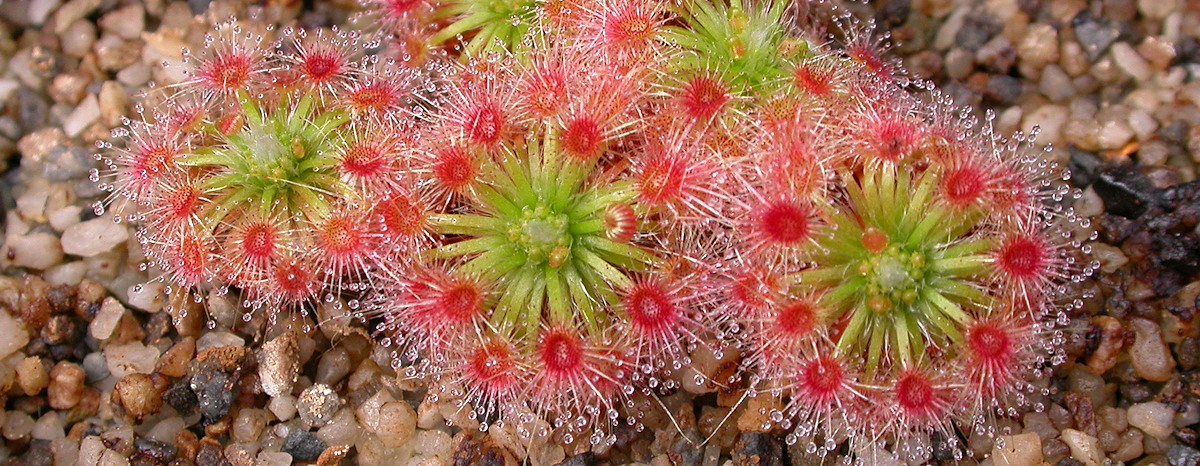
[155,337,195,378]
[47,361,85,410]
[69,387,101,422]
[195,346,249,371]
[109,310,146,345]
[204,417,231,438]
[1087,316,1124,374]
[737,393,784,433]
[316,445,351,466]
[167,289,205,337]
[73,280,106,321]
[113,373,164,420]
[175,429,200,462]
[18,276,52,331]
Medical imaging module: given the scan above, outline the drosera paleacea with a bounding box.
[93,21,431,319]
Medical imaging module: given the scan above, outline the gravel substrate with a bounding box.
[0,0,1198,464]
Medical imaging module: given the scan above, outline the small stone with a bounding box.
[116,62,150,87]
[113,373,164,420]
[1096,119,1134,150]
[1086,316,1124,374]
[733,433,783,466]
[4,232,64,270]
[134,438,177,464]
[28,0,64,24]
[1073,15,1120,62]
[1018,24,1059,69]
[231,409,270,444]
[196,330,244,351]
[375,401,416,448]
[1040,65,1075,102]
[60,20,96,58]
[259,332,299,398]
[257,451,293,466]
[61,216,128,257]
[1128,402,1175,440]
[315,347,352,386]
[94,35,141,71]
[47,362,85,409]
[1022,104,1069,146]
[1091,243,1128,274]
[154,337,195,378]
[412,430,453,458]
[1168,445,1200,466]
[98,81,128,128]
[62,94,100,138]
[97,4,143,40]
[4,412,35,440]
[16,356,49,396]
[269,395,298,421]
[31,412,64,440]
[298,384,342,428]
[282,430,327,462]
[49,73,90,106]
[1111,42,1152,82]
[1129,317,1176,382]
[316,408,362,447]
[17,128,64,165]
[977,36,1017,73]
[1138,37,1176,70]
[1138,0,1178,19]
[985,75,1023,105]
[992,432,1043,466]
[0,310,31,359]
[105,342,160,379]
[1060,429,1103,466]
[48,205,82,232]
[1128,110,1158,142]
[945,48,974,80]
[89,297,124,340]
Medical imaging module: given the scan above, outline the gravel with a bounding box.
[0,0,1196,464]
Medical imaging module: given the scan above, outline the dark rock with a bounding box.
[732,433,784,466]
[984,75,1023,105]
[1169,444,1200,466]
[40,314,76,345]
[669,430,703,465]
[187,0,211,14]
[1177,427,1199,447]
[876,0,910,28]
[1072,12,1121,62]
[133,438,178,464]
[555,453,597,466]
[282,430,327,462]
[191,369,235,421]
[1120,383,1154,403]
[18,88,49,133]
[955,12,1000,52]
[19,439,54,466]
[1091,165,1165,218]
[451,434,508,466]
[1057,459,1085,466]
[163,378,197,415]
[1069,148,1103,187]
[931,430,967,461]
[196,437,230,466]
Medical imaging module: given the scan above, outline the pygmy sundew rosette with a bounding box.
[365,30,734,445]
[94,22,429,314]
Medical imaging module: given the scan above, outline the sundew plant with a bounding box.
[101,0,1097,461]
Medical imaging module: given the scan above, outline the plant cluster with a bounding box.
[100,0,1096,460]
[95,23,424,311]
